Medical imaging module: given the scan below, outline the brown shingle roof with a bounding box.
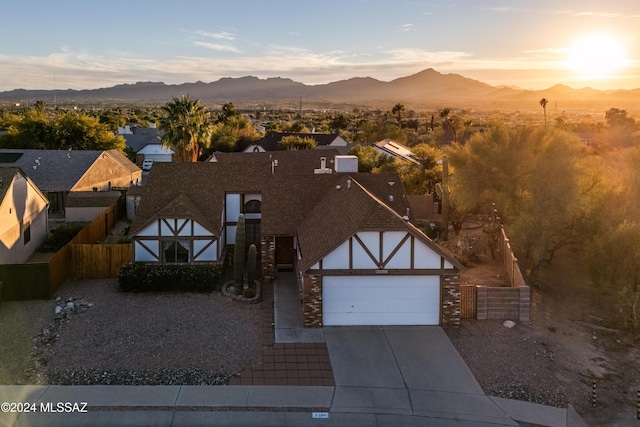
[129,152,462,271]
[296,175,464,272]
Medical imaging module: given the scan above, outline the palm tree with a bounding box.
[159,95,210,162]
[439,108,456,145]
[391,103,405,128]
[461,119,474,144]
[540,98,549,127]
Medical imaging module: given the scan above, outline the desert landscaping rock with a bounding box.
[27,279,263,386]
[503,320,516,328]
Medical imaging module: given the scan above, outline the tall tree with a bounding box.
[159,95,210,162]
[439,108,456,145]
[277,135,316,150]
[448,125,598,276]
[539,98,549,127]
[391,103,405,128]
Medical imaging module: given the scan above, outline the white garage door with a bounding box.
[323,276,440,326]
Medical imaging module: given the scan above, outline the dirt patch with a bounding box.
[445,235,640,426]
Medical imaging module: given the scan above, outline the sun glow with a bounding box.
[565,34,627,79]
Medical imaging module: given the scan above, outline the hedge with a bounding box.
[118,263,222,293]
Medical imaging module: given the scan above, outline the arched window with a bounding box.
[243,199,262,214]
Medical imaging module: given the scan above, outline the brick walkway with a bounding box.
[229,282,335,386]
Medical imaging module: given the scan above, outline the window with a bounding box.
[163,241,190,263]
[243,199,262,214]
[23,221,31,245]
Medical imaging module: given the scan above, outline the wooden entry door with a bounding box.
[275,236,295,269]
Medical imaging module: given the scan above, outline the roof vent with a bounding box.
[314,156,332,174]
[388,181,395,186]
[388,195,394,202]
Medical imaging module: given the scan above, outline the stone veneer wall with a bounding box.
[301,274,323,327]
[260,236,276,283]
[441,274,461,326]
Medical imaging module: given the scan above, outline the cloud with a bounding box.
[190,29,236,40]
[193,41,241,53]
[400,24,415,32]
[0,43,636,92]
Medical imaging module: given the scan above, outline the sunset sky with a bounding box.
[1,0,639,91]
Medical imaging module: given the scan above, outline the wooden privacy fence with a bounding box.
[500,227,526,288]
[70,244,132,279]
[458,226,530,322]
[0,263,50,300]
[460,284,477,319]
[48,200,125,295]
[2,197,131,301]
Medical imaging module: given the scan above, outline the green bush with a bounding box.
[118,263,221,293]
[39,222,86,252]
[242,288,256,299]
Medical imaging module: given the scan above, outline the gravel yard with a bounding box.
[446,246,640,426]
[10,279,263,386]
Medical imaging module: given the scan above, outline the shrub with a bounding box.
[118,263,221,293]
[242,288,255,299]
[39,222,86,252]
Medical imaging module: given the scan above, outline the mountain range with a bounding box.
[2,68,639,111]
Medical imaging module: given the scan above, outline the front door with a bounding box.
[275,236,295,270]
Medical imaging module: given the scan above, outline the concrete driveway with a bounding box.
[325,326,519,426]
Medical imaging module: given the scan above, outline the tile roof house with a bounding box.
[243,132,349,153]
[0,167,49,264]
[0,149,141,215]
[129,150,463,327]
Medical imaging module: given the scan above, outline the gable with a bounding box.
[296,175,463,272]
[309,230,455,272]
[72,151,141,191]
[131,192,218,238]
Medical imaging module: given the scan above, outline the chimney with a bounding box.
[314,156,332,174]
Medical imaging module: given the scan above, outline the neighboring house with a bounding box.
[0,167,49,264]
[374,139,420,164]
[129,150,463,327]
[119,126,174,164]
[137,143,173,163]
[64,191,121,222]
[243,132,349,153]
[0,149,141,215]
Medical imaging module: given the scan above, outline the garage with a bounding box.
[322,275,441,326]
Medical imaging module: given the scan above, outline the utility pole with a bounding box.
[441,155,450,241]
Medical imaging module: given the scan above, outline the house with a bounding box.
[119,125,173,164]
[0,167,49,264]
[0,149,142,215]
[64,191,121,222]
[243,132,349,153]
[374,138,420,164]
[136,143,173,163]
[129,150,462,327]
